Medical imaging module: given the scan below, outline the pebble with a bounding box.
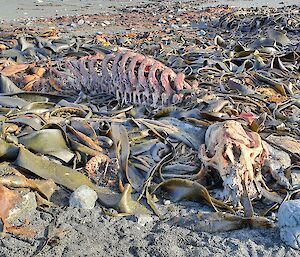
[69,185,98,209]
[278,200,300,249]
[102,20,111,25]
[158,19,167,24]
[170,24,179,29]
[135,214,154,226]
[199,29,207,36]
[164,200,171,205]
[78,19,85,25]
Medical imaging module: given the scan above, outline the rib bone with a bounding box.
[48,50,198,106]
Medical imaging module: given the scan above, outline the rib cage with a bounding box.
[50,50,198,106]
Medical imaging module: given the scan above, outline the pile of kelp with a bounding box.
[0,6,299,234]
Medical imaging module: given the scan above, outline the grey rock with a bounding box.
[7,192,37,223]
[163,200,171,205]
[77,19,85,25]
[69,185,98,209]
[135,214,154,226]
[278,200,300,249]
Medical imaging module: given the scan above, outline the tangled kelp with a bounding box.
[0,5,299,235]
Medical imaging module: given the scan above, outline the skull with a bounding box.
[199,120,267,206]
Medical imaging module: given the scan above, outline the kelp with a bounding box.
[0,163,56,201]
[152,178,234,213]
[13,146,148,214]
[173,212,274,233]
[18,129,74,163]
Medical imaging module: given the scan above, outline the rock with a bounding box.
[278,200,300,249]
[199,30,207,36]
[102,20,111,26]
[78,19,85,26]
[163,200,171,205]
[158,19,167,24]
[7,192,37,223]
[170,24,179,29]
[135,214,154,226]
[69,185,98,209]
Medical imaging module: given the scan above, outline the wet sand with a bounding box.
[0,0,299,21]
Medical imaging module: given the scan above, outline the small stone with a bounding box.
[7,192,37,223]
[278,200,300,249]
[158,19,167,24]
[135,214,153,226]
[69,185,98,209]
[170,24,179,29]
[164,200,171,205]
[69,22,77,28]
[78,19,85,26]
[102,20,111,25]
[199,30,206,36]
[180,208,189,217]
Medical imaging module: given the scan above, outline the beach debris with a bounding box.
[0,3,298,238]
[69,185,98,209]
[7,192,37,223]
[199,121,267,206]
[278,200,300,249]
[0,185,21,232]
[153,178,234,213]
[135,214,154,226]
[49,50,198,107]
[262,142,291,189]
[173,212,274,233]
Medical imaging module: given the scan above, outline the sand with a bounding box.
[0,0,299,21]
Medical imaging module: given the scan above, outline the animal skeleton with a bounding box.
[49,50,198,107]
